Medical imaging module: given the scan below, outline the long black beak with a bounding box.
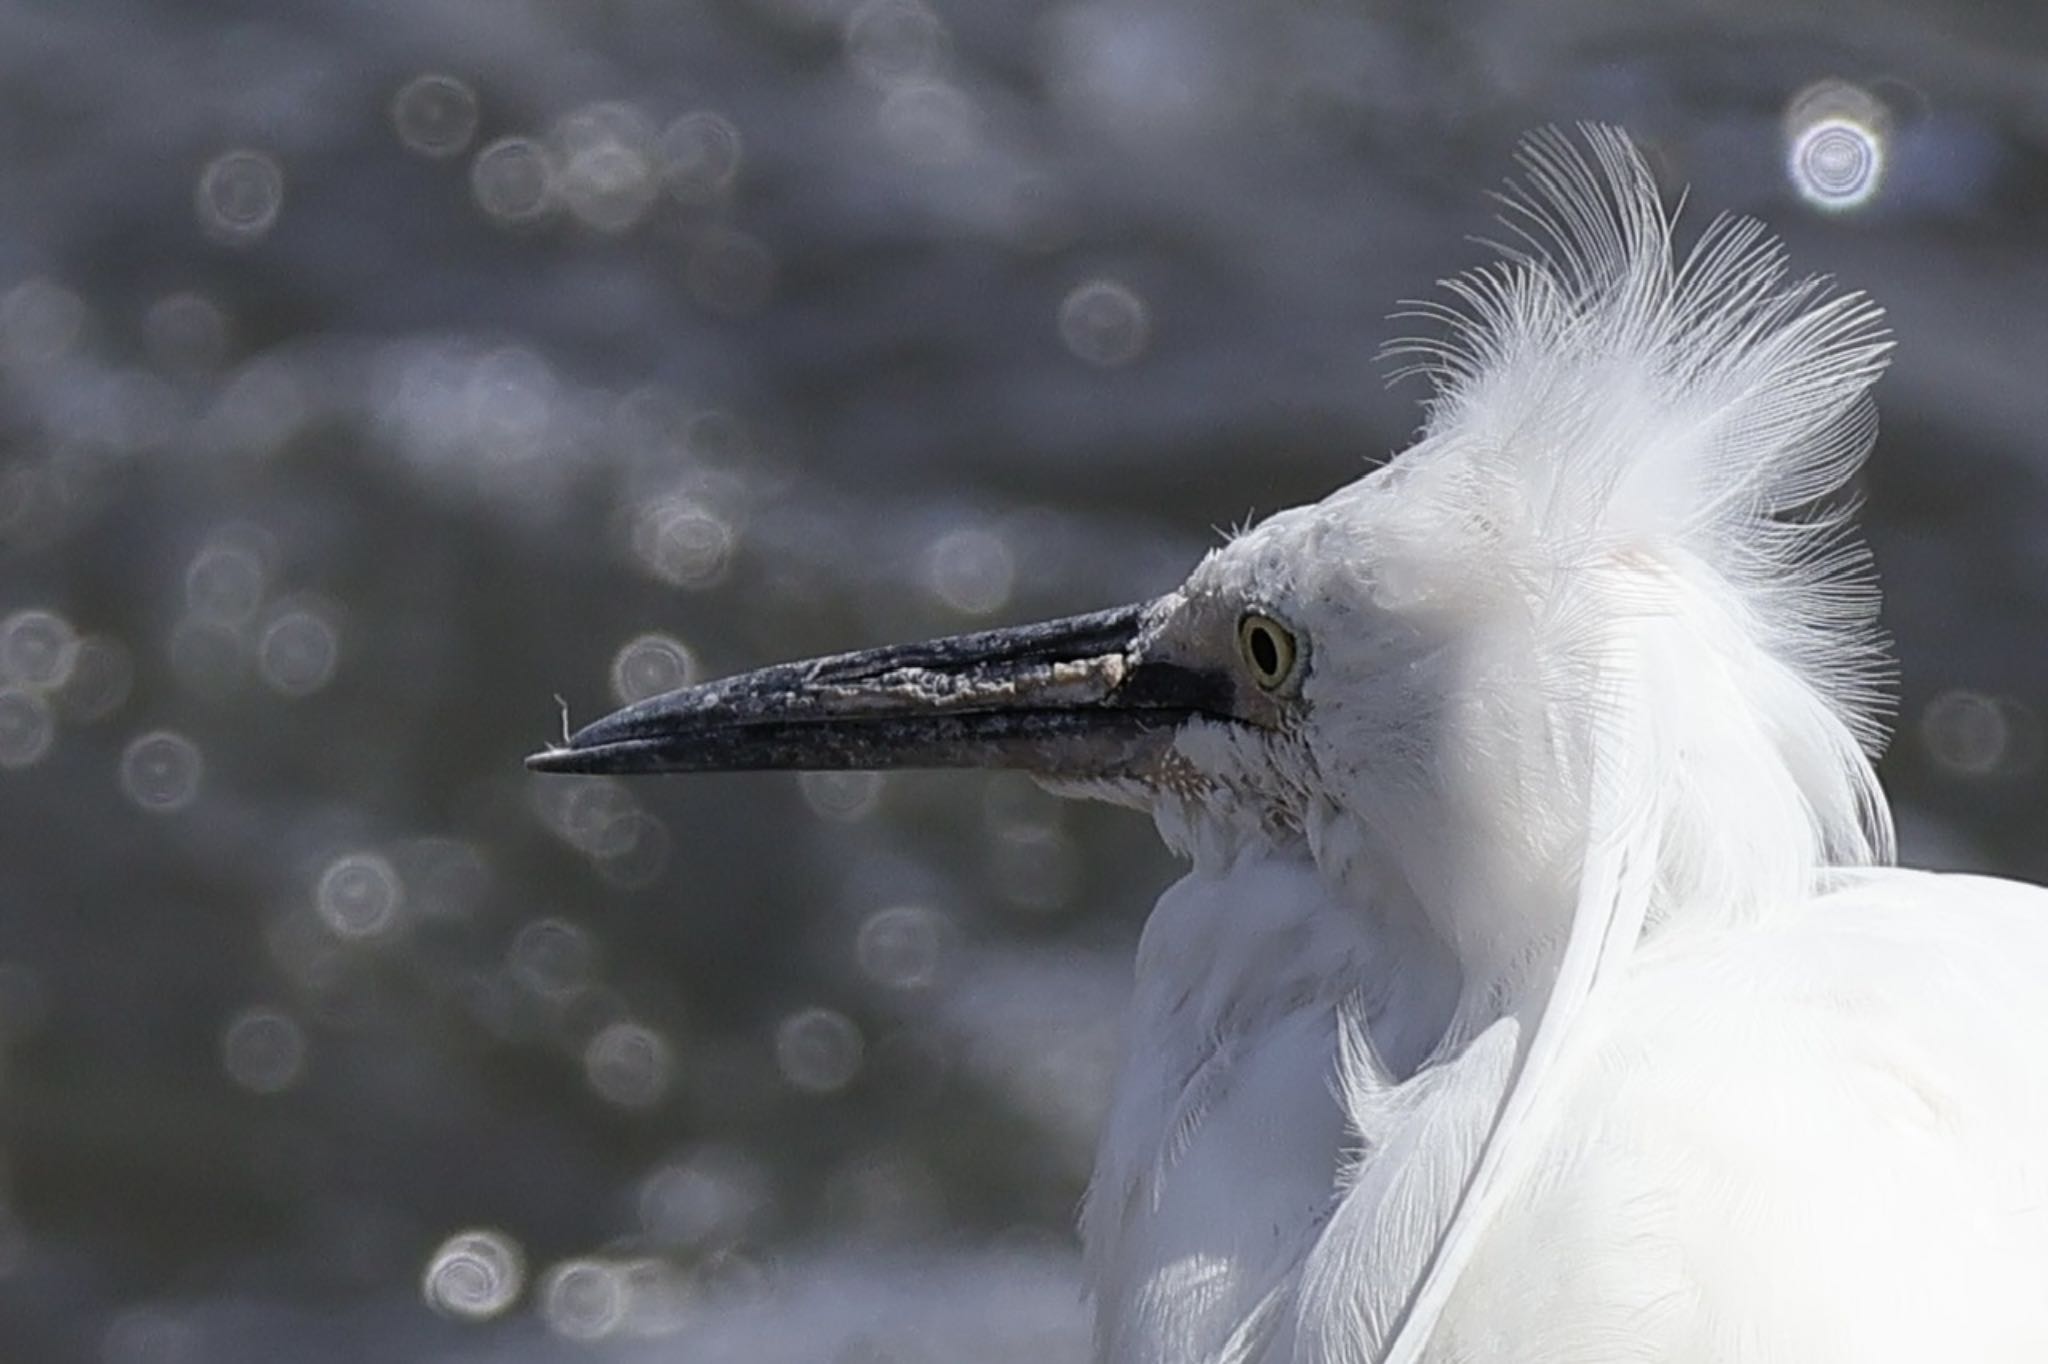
[526,601,1230,778]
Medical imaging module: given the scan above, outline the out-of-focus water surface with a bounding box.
[2,1,2045,1359]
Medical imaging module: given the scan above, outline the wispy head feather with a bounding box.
[1383,124,1894,759]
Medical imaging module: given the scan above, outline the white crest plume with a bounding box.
[1388,123,1894,756]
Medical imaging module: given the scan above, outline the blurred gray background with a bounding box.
[1,1,2045,1360]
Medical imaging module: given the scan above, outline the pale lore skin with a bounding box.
[532,127,2048,1362]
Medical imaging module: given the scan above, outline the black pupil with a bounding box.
[1248,624,1281,677]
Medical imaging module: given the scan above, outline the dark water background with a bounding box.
[2,1,2045,1359]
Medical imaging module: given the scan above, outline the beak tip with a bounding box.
[528,704,653,774]
[525,744,581,774]
[527,731,675,776]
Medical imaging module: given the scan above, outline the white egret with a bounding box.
[531,126,2048,1362]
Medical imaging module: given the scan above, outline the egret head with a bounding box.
[532,127,1897,976]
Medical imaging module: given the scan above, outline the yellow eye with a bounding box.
[1237,612,1298,691]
